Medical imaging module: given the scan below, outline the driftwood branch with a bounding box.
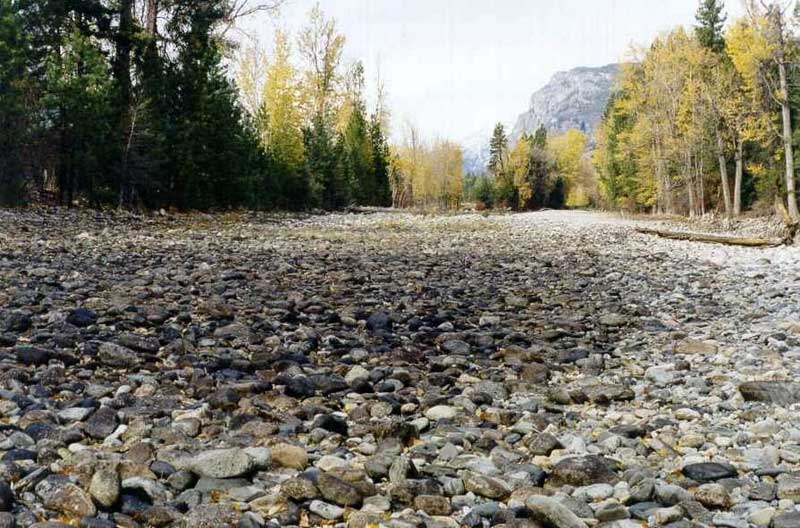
[635,227,785,247]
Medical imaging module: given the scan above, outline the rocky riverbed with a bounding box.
[0,208,799,528]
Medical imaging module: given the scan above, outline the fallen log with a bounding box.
[635,227,785,247]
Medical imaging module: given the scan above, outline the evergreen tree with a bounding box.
[695,0,727,54]
[473,175,495,208]
[342,99,374,205]
[0,0,34,204]
[165,1,255,210]
[596,92,633,206]
[488,122,508,178]
[527,127,553,209]
[370,113,392,206]
[305,114,347,209]
[532,124,548,150]
[44,22,116,206]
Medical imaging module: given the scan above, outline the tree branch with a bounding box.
[221,0,285,32]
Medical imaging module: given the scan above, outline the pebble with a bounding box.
[0,208,796,526]
[526,495,588,528]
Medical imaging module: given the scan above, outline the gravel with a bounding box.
[0,207,798,527]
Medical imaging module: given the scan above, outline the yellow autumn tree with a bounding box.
[394,125,463,209]
[548,129,593,207]
[261,31,305,172]
[297,3,346,124]
[508,136,531,208]
[724,18,777,214]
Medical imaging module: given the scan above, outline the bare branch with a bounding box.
[219,0,287,37]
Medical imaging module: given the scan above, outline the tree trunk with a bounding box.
[115,0,134,207]
[698,157,705,216]
[115,0,133,103]
[146,0,158,35]
[734,138,743,216]
[636,227,784,247]
[778,58,799,220]
[686,152,696,217]
[654,142,672,215]
[717,130,732,217]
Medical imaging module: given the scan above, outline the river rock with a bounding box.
[526,495,588,528]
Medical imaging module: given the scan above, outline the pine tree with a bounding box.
[305,114,347,209]
[0,0,34,204]
[342,99,374,205]
[488,123,507,178]
[44,23,116,206]
[528,126,552,209]
[370,113,392,207]
[165,1,256,210]
[532,124,547,149]
[695,0,727,54]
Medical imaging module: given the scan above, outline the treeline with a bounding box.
[0,1,393,210]
[391,128,464,209]
[466,123,597,210]
[236,7,391,210]
[595,0,800,221]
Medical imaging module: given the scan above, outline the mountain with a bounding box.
[459,63,620,174]
[460,130,492,175]
[510,63,620,143]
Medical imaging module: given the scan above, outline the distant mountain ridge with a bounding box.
[510,63,620,143]
[460,130,493,175]
[460,63,621,174]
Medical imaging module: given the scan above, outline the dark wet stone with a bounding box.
[207,387,240,410]
[283,376,316,398]
[14,346,52,365]
[312,414,348,436]
[366,312,392,332]
[85,406,118,439]
[117,333,160,353]
[681,463,737,483]
[549,455,620,486]
[2,449,37,462]
[67,308,97,327]
[609,424,647,438]
[119,491,151,516]
[3,311,31,333]
[0,480,13,512]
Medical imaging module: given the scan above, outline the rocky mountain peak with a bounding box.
[510,63,620,143]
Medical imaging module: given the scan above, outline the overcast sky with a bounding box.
[238,0,745,143]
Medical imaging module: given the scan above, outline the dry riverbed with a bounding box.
[0,208,799,528]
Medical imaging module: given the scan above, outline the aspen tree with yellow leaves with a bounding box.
[594,0,800,224]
